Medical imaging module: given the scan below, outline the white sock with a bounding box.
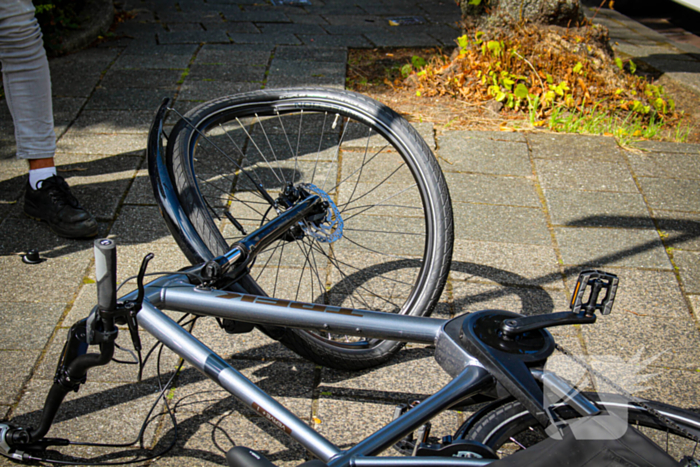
[29,167,58,190]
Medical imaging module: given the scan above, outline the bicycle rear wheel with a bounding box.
[166,88,453,370]
[460,394,700,463]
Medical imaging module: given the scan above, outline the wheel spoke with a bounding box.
[255,113,286,184]
[236,117,283,185]
[341,184,419,223]
[171,93,451,370]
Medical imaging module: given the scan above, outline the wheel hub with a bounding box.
[276,183,343,244]
[297,183,343,243]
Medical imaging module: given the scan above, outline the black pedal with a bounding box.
[570,270,618,316]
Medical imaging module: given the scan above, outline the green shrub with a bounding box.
[33,0,87,53]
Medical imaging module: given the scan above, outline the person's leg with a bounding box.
[0,1,97,238]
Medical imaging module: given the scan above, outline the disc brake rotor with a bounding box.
[298,183,343,243]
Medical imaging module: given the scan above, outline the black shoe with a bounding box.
[24,175,98,238]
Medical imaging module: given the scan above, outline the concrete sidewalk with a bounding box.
[0,0,699,465]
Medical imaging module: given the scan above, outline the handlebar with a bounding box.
[94,238,117,314]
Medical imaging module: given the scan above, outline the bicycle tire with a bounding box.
[461,394,700,462]
[166,87,453,370]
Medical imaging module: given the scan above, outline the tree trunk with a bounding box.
[459,0,585,28]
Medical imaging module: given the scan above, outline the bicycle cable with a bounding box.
[22,315,198,465]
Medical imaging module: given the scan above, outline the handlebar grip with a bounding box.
[94,238,117,312]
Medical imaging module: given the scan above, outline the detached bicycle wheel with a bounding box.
[167,88,453,370]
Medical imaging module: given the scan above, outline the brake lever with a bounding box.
[123,252,154,353]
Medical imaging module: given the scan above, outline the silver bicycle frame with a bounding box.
[130,99,599,467]
[114,276,498,467]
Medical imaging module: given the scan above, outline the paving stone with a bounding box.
[450,281,570,316]
[451,239,563,288]
[544,189,653,228]
[188,64,267,82]
[653,210,700,251]
[85,88,170,111]
[110,205,175,244]
[113,21,160,42]
[178,81,262,101]
[673,250,700,294]
[535,159,638,193]
[71,110,155,134]
[364,31,443,48]
[0,350,40,405]
[0,248,91,304]
[453,130,527,143]
[319,14,383,26]
[315,396,460,453]
[269,59,346,78]
[257,23,327,36]
[582,311,700,371]
[321,24,389,35]
[57,131,147,155]
[304,5,371,16]
[637,177,700,211]
[627,151,700,179]
[229,33,301,45]
[296,34,374,48]
[100,69,183,90]
[445,172,541,208]
[554,227,671,269]
[266,75,344,89]
[284,13,331,25]
[121,43,199,57]
[423,24,461,46]
[689,295,700,322]
[195,43,274,65]
[0,302,64,350]
[157,9,222,23]
[322,347,450,399]
[157,30,231,44]
[437,132,531,176]
[633,140,700,154]
[165,22,210,32]
[49,49,119,97]
[53,97,87,131]
[113,48,196,70]
[527,133,625,161]
[222,10,291,23]
[275,45,347,62]
[9,378,165,454]
[632,368,700,410]
[453,203,551,245]
[123,168,157,205]
[203,21,262,35]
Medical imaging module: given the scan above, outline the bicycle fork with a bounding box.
[0,239,135,460]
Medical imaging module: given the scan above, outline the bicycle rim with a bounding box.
[167,89,452,361]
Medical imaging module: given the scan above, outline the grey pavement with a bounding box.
[1,0,700,465]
